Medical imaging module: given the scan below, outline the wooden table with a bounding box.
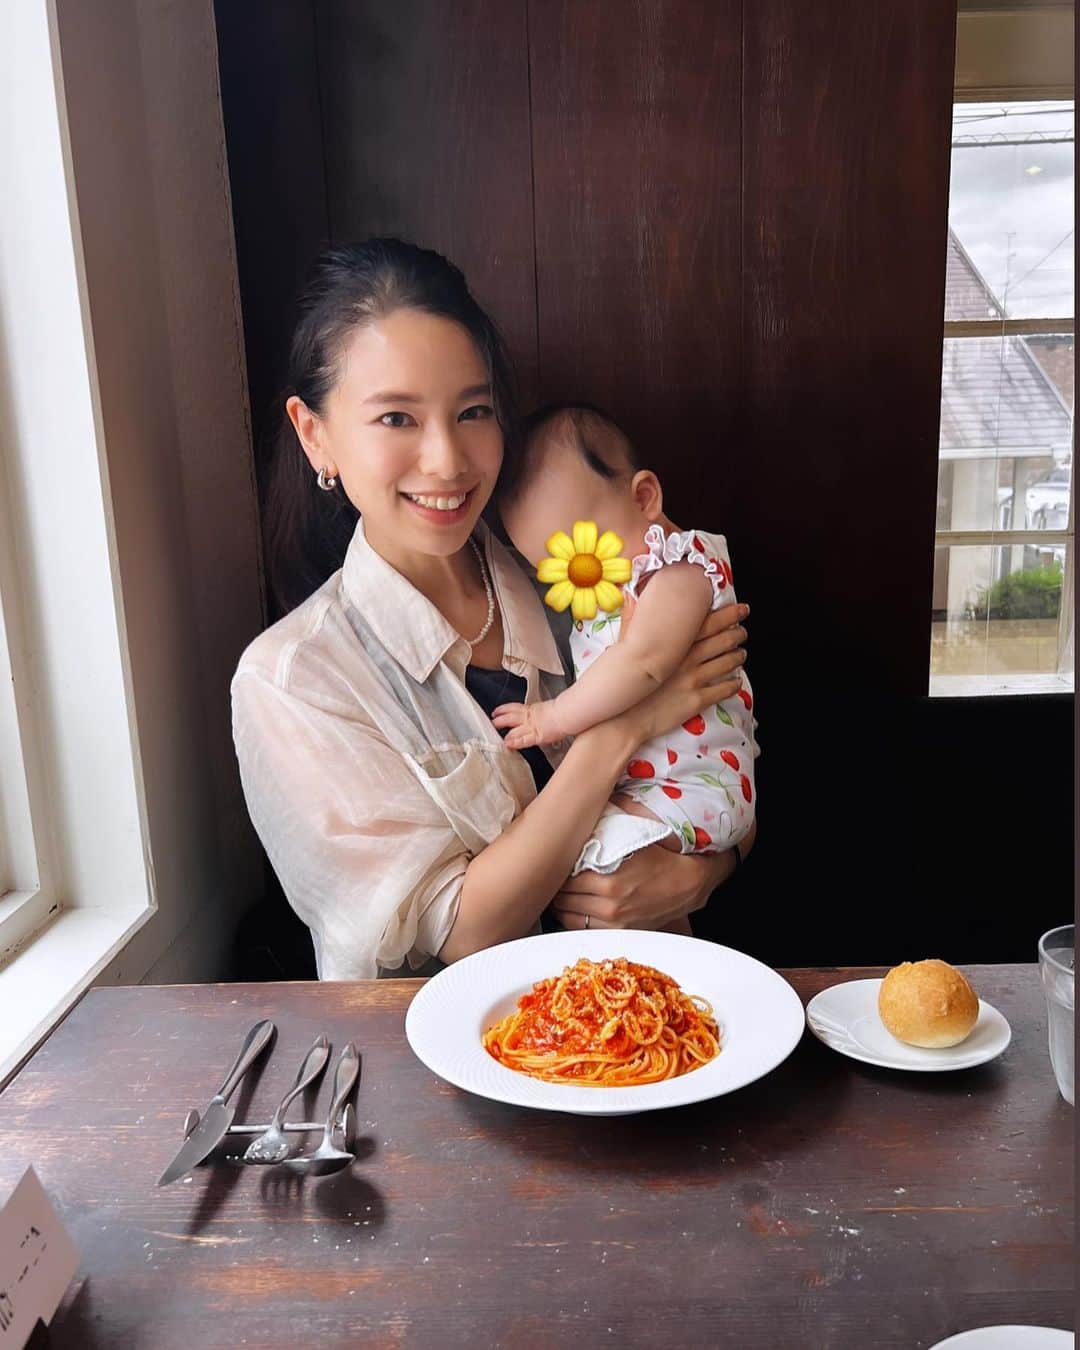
[0,966,1071,1348]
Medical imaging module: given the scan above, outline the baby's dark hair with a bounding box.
[502,401,639,502]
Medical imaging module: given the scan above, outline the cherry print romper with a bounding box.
[571,525,759,877]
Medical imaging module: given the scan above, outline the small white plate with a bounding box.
[405,929,805,1116]
[805,978,1011,1072]
[929,1327,1073,1349]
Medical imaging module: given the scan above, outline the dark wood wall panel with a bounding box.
[740,1,958,696]
[699,1,968,964]
[528,0,743,522]
[714,1,1070,967]
[216,0,1073,969]
[315,0,538,402]
[215,2,330,491]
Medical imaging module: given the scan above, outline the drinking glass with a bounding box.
[1038,924,1074,1105]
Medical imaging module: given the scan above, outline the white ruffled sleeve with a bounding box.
[625,524,736,611]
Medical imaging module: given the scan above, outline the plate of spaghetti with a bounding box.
[405,930,804,1115]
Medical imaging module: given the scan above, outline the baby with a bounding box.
[497,404,758,924]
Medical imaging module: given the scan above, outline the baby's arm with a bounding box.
[492,563,715,749]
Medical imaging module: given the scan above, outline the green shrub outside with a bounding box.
[971,559,1063,620]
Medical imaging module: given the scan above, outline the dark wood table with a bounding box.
[0,966,1071,1348]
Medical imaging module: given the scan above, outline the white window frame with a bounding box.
[930,3,1075,697]
[0,0,264,1084]
[0,475,62,964]
[0,0,158,1077]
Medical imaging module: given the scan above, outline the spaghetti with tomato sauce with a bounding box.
[482,956,721,1085]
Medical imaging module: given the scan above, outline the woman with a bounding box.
[231,239,753,980]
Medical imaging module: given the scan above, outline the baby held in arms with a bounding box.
[497,405,758,934]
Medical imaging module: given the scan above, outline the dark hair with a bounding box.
[503,401,639,503]
[264,238,520,613]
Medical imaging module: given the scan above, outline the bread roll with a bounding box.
[878,960,979,1048]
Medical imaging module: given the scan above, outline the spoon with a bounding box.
[242,1034,330,1164]
[284,1041,360,1176]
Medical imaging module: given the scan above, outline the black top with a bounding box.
[465,665,554,794]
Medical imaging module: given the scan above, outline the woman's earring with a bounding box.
[316,466,338,492]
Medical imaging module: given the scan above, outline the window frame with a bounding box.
[0,0,160,1080]
[0,0,264,1086]
[930,9,1075,697]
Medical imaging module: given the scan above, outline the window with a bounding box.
[0,2,157,1079]
[930,97,1074,695]
[1,0,262,1084]
[0,484,58,968]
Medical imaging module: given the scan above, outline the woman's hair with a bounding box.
[264,238,520,613]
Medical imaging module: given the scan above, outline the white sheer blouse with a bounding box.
[231,520,567,981]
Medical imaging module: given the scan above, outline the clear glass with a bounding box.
[931,544,1064,677]
[1038,924,1074,1105]
[948,101,1074,321]
[933,100,1075,690]
[937,334,1073,535]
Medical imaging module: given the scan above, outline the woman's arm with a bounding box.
[439,600,749,961]
[553,816,758,931]
[232,668,476,980]
[492,563,714,749]
[440,717,640,960]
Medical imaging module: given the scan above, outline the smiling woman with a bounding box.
[261,242,521,619]
[232,239,752,981]
[285,307,506,662]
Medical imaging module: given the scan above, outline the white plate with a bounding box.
[930,1328,1073,1349]
[806,978,1011,1072]
[405,929,805,1115]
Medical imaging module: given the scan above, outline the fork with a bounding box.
[284,1041,360,1176]
[242,1034,330,1165]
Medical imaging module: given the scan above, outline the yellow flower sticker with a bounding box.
[537,520,632,621]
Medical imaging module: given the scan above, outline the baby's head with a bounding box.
[499,403,665,566]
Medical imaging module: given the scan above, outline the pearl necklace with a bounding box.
[465,536,496,647]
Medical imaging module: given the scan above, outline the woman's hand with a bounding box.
[616,597,749,747]
[552,818,757,931]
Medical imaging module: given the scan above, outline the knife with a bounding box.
[157,1019,276,1186]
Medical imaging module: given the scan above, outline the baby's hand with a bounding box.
[491,699,564,750]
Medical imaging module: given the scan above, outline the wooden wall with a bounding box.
[214,0,1073,968]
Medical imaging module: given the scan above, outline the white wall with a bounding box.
[51,0,265,983]
[1,0,147,928]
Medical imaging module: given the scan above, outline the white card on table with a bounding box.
[0,1168,80,1345]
